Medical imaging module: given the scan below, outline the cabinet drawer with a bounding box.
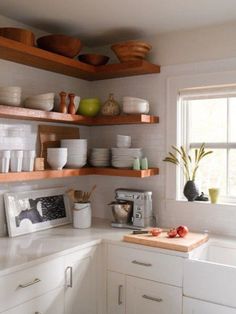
[0,257,64,312]
[183,297,236,314]
[126,276,182,314]
[2,287,64,314]
[107,244,183,286]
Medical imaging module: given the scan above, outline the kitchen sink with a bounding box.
[184,240,236,308]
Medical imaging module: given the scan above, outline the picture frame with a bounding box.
[4,187,71,237]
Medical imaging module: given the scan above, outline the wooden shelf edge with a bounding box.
[0,167,159,182]
[0,105,159,126]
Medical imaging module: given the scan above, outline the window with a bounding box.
[178,85,236,203]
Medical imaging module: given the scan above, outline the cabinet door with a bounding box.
[107,271,125,314]
[2,288,64,314]
[65,246,97,314]
[183,297,236,314]
[126,276,182,314]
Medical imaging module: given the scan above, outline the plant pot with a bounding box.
[183,180,199,202]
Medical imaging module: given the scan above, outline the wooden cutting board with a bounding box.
[123,231,208,252]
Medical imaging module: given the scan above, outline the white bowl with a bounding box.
[47,148,67,170]
[123,103,149,114]
[123,96,148,102]
[0,95,21,106]
[0,86,21,93]
[0,91,21,98]
[29,93,55,100]
[24,98,54,111]
[61,139,87,146]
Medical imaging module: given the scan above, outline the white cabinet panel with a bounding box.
[126,275,182,314]
[65,246,97,314]
[2,288,64,314]
[107,244,183,286]
[183,297,236,314]
[107,271,125,314]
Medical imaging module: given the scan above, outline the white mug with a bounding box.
[23,150,36,172]
[0,150,10,173]
[10,150,23,172]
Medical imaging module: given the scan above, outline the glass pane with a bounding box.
[188,98,227,143]
[229,149,236,196]
[229,97,236,142]
[189,148,227,196]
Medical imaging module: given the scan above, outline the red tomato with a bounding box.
[150,228,162,237]
[177,225,189,237]
[167,228,178,238]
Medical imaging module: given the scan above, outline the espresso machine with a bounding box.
[109,188,155,229]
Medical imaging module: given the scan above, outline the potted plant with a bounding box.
[163,143,213,201]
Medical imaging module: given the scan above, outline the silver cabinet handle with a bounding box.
[132,260,152,267]
[66,266,73,288]
[142,294,163,302]
[35,312,42,314]
[118,285,123,305]
[18,278,41,288]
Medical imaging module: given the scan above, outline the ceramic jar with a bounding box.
[101,93,120,116]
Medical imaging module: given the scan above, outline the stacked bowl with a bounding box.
[116,135,131,148]
[123,96,149,114]
[89,148,110,167]
[47,148,68,170]
[0,86,22,107]
[24,93,55,111]
[61,139,87,168]
[111,148,143,168]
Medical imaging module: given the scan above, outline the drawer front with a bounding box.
[183,297,236,314]
[107,244,183,286]
[2,287,64,314]
[0,257,64,312]
[126,276,182,314]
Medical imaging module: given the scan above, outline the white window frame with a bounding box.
[166,69,236,203]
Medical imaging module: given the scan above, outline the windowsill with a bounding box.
[175,199,236,207]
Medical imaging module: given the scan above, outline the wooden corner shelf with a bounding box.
[0,105,159,125]
[0,36,160,81]
[0,167,159,182]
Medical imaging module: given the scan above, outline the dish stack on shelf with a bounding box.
[0,86,22,107]
[111,148,143,168]
[89,148,110,167]
[24,93,55,111]
[61,139,87,168]
[123,96,149,114]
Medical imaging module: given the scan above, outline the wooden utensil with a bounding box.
[38,125,80,168]
[68,93,76,114]
[59,91,67,113]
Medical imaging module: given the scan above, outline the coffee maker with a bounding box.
[110,188,155,229]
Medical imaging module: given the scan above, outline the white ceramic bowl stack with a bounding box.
[90,148,110,167]
[47,148,68,170]
[111,148,143,168]
[24,93,55,111]
[122,96,149,114]
[0,86,22,107]
[61,139,87,168]
[116,135,131,148]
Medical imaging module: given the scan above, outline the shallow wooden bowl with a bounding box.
[0,27,35,46]
[37,34,82,58]
[111,40,152,63]
[78,54,109,66]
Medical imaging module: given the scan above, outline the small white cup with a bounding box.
[23,150,36,172]
[73,202,92,229]
[10,150,23,172]
[0,150,10,173]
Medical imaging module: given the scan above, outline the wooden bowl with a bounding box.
[37,34,82,58]
[78,54,109,66]
[111,40,152,63]
[0,27,35,46]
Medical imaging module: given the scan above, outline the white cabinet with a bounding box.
[2,288,64,314]
[107,271,125,314]
[183,297,236,314]
[126,276,182,314]
[64,246,98,314]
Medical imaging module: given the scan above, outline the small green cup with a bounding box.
[208,188,220,204]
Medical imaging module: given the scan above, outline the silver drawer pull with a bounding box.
[142,294,163,302]
[18,278,41,288]
[35,312,42,314]
[132,260,152,267]
[118,285,123,305]
[66,266,73,288]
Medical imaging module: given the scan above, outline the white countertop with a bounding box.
[1,218,236,276]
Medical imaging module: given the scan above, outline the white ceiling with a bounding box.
[0,0,236,46]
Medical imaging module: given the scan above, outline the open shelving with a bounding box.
[0,36,160,81]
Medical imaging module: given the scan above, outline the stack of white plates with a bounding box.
[117,135,131,148]
[111,148,143,168]
[24,93,55,111]
[0,86,22,107]
[90,148,110,167]
[123,96,149,114]
[61,139,87,168]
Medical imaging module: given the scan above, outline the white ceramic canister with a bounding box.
[10,150,23,172]
[73,202,92,229]
[0,150,10,173]
[22,150,36,171]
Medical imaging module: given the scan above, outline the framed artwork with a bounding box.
[4,187,71,237]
